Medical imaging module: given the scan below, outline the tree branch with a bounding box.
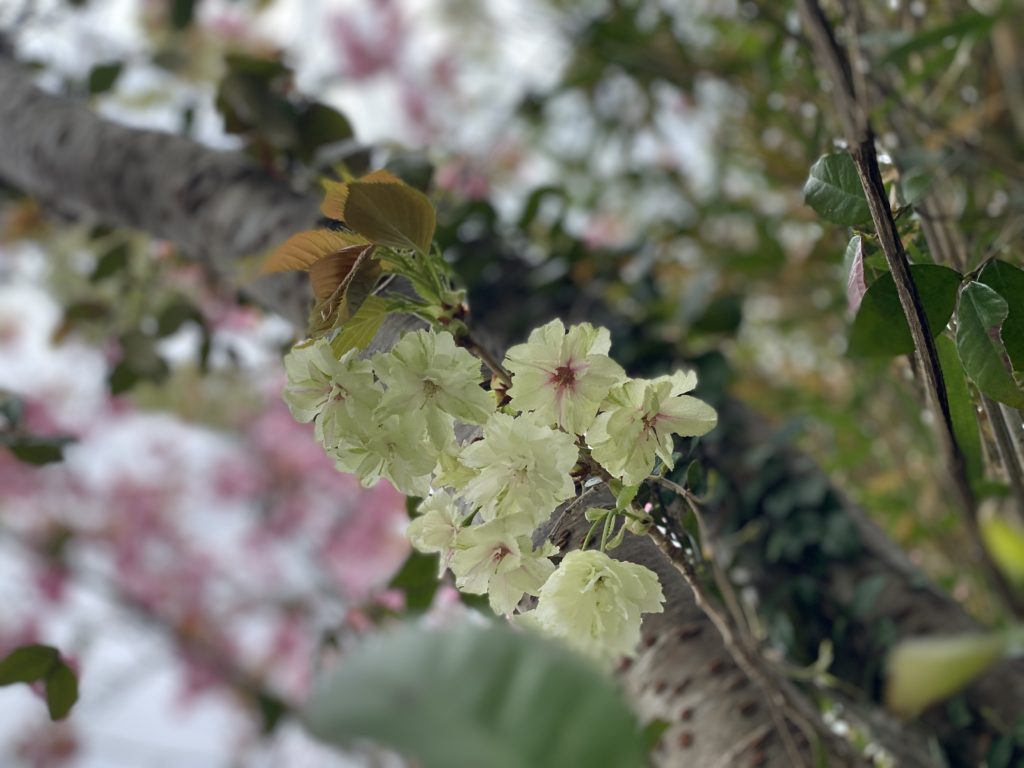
[0,55,314,328]
[796,0,1024,618]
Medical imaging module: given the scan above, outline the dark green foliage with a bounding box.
[847,265,961,357]
[804,153,873,227]
[0,645,79,721]
[979,260,1024,372]
[955,282,1024,408]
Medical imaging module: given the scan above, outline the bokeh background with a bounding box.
[1,0,1021,765]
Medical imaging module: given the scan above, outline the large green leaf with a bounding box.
[885,633,1008,718]
[935,335,984,489]
[847,265,961,357]
[955,282,1024,408]
[979,259,1024,372]
[303,624,646,768]
[803,153,872,227]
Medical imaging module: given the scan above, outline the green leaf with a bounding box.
[986,735,1013,768]
[108,361,140,395]
[979,260,1024,372]
[936,335,984,489]
[45,662,78,720]
[691,293,742,334]
[0,392,24,429]
[3,435,72,466]
[955,282,1024,408]
[296,102,354,161]
[981,518,1024,588]
[330,296,388,357]
[882,12,997,67]
[303,624,646,768]
[90,242,130,282]
[849,574,887,619]
[847,265,961,357]
[87,62,123,95]
[387,550,440,612]
[898,168,932,207]
[215,73,297,148]
[614,483,640,511]
[885,633,1008,718]
[170,0,198,29]
[803,153,872,227]
[156,298,203,337]
[256,692,289,735]
[109,332,170,394]
[0,644,60,685]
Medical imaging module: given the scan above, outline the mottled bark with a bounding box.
[0,55,313,326]
[1,55,1020,766]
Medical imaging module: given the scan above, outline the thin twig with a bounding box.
[647,476,871,764]
[710,724,773,768]
[461,329,512,387]
[983,396,1024,527]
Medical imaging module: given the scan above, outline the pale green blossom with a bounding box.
[282,339,380,447]
[374,329,494,446]
[460,412,578,527]
[407,491,465,575]
[504,319,625,435]
[331,411,435,496]
[451,516,557,615]
[588,371,717,485]
[433,443,478,491]
[531,549,664,664]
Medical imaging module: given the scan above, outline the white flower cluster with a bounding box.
[282,319,718,665]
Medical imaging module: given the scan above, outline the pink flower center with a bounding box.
[548,360,582,391]
[490,545,511,565]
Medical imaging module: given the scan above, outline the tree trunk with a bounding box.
[2,55,1020,766]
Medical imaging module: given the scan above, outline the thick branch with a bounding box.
[0,56,314,327]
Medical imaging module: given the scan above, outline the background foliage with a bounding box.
[1,0,1023,765]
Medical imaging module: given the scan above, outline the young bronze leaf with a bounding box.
[261,229,367,274]
[320,170,401,220]
[343,172,436,254]
[320,180,349,220]
[307,246,381,336]
[335,254,383,326]
[308,244,374,300]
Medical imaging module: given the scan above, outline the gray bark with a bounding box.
[1,54,1020,766]
[0,55,313,327]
